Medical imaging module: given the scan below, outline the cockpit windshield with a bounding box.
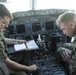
[1,0,76,13]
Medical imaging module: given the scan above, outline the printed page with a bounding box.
[26,40,39,50]
[14,43,27,51]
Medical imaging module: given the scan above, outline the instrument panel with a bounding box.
[7,9,74,38]
[7,16,58,38]
[12,9,74,19]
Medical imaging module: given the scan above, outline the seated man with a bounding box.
[56,11,76,75]
[0,4,38,75]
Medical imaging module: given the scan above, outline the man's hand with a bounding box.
[27,64,38,72]
[62,51,71,63]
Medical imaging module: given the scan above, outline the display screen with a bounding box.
[7,25,14,34]
[45,21,54,30]
[16,24,26,34]
[26,23,31,27]
[32,23,41,32]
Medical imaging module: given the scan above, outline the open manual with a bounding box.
[14,40,39,51]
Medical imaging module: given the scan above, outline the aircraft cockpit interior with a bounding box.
[0,0,75,75]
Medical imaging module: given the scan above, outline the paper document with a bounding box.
[26,40,39,50]
[14,43,27,51]
[14,40,39,51]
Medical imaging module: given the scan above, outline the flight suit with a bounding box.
[0,32,9,75]
[57,35,76,75]
[69,35,76,75]
[0,32,27,75]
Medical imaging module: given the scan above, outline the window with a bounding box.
[3,0,30,13]
[1,0,76,13]
[36,0,76,11]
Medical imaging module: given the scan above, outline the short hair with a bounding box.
[56,11,76,27]
[0,4,13,20]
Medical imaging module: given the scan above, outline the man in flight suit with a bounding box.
[56,11,76,75]
[0,4,38,75]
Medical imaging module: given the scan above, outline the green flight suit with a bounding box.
[69,35,76,75]
[0,32,8,59]
[0,32,9,75]
[57,35,76,75]
[0,32,27,75]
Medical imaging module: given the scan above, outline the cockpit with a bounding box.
[0,0,76,75]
